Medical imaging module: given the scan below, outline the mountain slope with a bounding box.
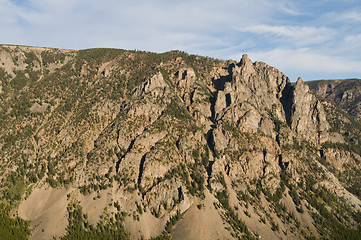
[0,45,360,240]
[307,78,361,122]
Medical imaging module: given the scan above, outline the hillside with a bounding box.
[306,79,361,122]
[0,45,360,240]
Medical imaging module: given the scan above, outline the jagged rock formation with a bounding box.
[0,45,360,240]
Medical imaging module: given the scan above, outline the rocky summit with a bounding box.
[0,45,360,240]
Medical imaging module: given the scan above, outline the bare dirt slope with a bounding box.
[172,190,233,240]
[18,187,70,240]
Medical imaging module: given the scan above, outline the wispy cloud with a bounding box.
[237,25,335,47]
[0,0,360,80]
[337,10,361,23]
[0,0,274,51]
[345,33,361,43]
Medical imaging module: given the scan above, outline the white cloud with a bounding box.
[345,34,361,43]
[237,25,335,47]
[0,0,360,80]
[337,10,361,23]
[276,1,305,16]
[318,8,361,27]
[0,0,276,51]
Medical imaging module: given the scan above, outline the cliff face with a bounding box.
[0,45,360,240]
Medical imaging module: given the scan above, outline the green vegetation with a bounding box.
[346,181,361,198]
[165,210,182,232]
[41,49,66,66]
[187,162,205,197]
[214,174,255,240]
[305,187,361,240]
[150,234,173,240]
[165,98,193,122]
[263,184,285,203]
[0,203,30,240]
[11,71,28,90]
[24,51,40,67]
[76,48,123,66]
[61,202,131,240]
[215,190,255,239]
[0,67,10,81]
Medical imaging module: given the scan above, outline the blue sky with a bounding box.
[1,0,361,81]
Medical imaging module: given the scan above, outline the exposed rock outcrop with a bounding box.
[290,78,330,144]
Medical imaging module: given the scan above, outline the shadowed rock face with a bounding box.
[0,45,360,240]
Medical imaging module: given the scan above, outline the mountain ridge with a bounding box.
[0,45,360,240]
[306,78,361,122]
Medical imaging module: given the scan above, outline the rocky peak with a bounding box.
[210,55,332,148]
[239,54,255,77]
[286,77,330,144]
[293,77,308,100]
[296,76,304,85]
